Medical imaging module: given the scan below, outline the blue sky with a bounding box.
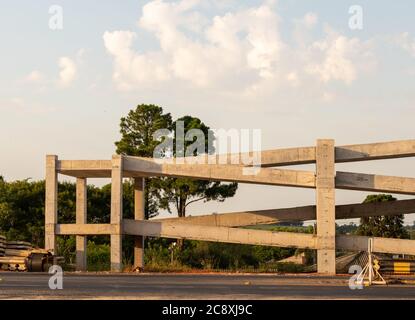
[1,0,415,224]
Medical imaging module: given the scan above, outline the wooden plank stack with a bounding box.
[0,235,5,257]
[0,237,33,271]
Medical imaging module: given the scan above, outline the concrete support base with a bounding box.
[316,140,336,275]
[110,234,122,272]
[76,236,87,271]
[110,155,123,272]
[45,155,58,253]
[133,177,145,270]
[76,177,87,271]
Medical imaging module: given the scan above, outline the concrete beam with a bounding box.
[54,139,415,179]
[335,139,415,163]
[336,235,415,256]
[75,178,87,271]
[123,220,317,249]
[123,156,316,188]
[45,155,58,253]
[133,177,145,270]
[316,139,336,274]
[56,224,118,235]
[110,155,123,272]
[155,198,415,226]
[58,160,112,178]
[336,171,415,195]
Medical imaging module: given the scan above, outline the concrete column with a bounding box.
[45,155,58,253]
[316,139,336,274]
[76,178,87,271]
[133,177,145,270]
[110,155,123,272]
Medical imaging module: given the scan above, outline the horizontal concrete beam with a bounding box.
[56,224,119,235]
[123,219,318,249]
[156,199,415,226]
[148,139,415,167]
[336,171,415,195]
[336,235,415,256]
[335,139,415,164]
[58,160,112,178]
[123,156,316,188]
[261,139,415,167]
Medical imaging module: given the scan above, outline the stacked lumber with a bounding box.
[0,235,5,257]
[0,239,32,271]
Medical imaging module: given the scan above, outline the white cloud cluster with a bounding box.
[24,70,44,83]
[103,0,375,97]
[395,32,415,57]
[58,57,77,87]
[305,28,374,84]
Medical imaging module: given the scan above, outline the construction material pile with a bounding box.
[0,235,55,272]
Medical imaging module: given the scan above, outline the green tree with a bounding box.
[356,194,410,239]
[153,115,238,218]
[115,106,238,219]
[115,104,173,218]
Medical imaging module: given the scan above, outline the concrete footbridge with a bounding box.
[44,139,415,273]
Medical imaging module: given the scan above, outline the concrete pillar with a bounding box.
[316,139,336,274]
[45,155,58,253]
[76,177,87,271]
[133,177,145,270]
[110,155,123,272]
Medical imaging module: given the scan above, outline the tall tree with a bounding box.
[115,104,172,219]
[356,194,410,239]
[114,106,238,219]
[153,115,238,218]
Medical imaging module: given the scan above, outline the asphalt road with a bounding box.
[1,272,415,299]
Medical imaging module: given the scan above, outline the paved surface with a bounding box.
[0,272,415,299]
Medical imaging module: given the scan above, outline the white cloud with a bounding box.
[24,70,44,83]
[395,32,415,57]
[103,0,375,97]
[58,57,77,87]
[305,28,375,84]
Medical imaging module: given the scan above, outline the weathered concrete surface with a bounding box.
[335,139,415,163]
[123,220,318,249]
[123,156,316,188]
[134,177,145,270]
[155,199,415,226]
[45,155,58,253]
[76,178,87,271]
[336,171,415,195]
[56,140,415,177]
[316,140,336,275]
[110,155,123,272]
[336,235,415,256]
[56,224,119,235]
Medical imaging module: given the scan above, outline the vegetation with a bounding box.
[356,194,410,239]
[0,175,414,272]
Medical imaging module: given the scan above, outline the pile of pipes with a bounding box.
[0,237,33,271]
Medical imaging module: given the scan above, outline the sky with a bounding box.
[0,0,415,224]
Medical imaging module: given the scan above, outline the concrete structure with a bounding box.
[45,139,415,274]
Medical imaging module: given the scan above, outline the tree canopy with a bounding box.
[356,194,410,239]
[114,104,238,218]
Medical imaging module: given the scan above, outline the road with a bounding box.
[1,272,415,299]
